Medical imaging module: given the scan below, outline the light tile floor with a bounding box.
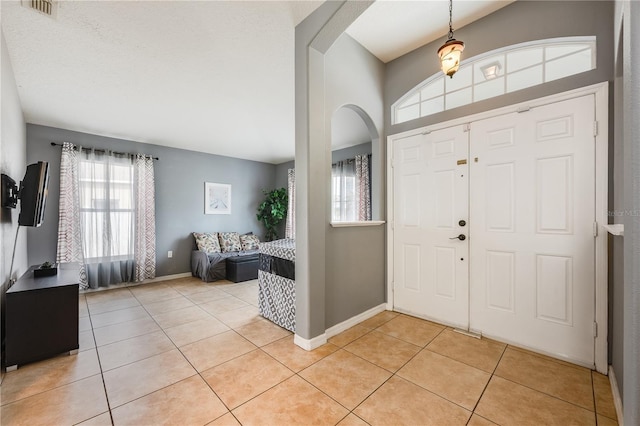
[0,276,619,425]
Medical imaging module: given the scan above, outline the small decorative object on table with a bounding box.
[34,261,58,278]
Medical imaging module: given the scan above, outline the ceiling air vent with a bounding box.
[23,0,57,17]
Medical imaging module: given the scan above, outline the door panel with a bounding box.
[393,127,469,329]
[469,95,595,365]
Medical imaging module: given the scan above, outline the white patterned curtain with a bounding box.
[285,168,295,239]
[134,154,156,281]
[56,142,88,289]
[355,154,372,221]
[331,154,372,222]
[56,143,156,288]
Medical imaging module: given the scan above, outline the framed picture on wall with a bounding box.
[205,182,231,215]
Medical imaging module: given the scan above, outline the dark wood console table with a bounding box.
[5,264,80,370]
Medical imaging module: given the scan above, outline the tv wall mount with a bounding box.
[2,173,19,209]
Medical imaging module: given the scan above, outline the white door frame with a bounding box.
[386,82,609,373]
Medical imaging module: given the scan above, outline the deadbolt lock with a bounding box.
[459,220,466,227]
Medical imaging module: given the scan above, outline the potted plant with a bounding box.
[256,188,287,241]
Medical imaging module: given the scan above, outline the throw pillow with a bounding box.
[240,234,260,251]
[218,232,242,252]
[193,232,221,253]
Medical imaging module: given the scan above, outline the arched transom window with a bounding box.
[392,37,596,124]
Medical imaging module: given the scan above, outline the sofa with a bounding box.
[191,232,260,282]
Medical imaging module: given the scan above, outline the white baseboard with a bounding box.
[325,303,388,338]
[290,304,390,351]
[294,333,327,351]
[141,272,192,284]
[81,272,193,293]
[608,365,624,425]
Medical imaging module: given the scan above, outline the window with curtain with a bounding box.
[79,153,134,260]
[57,142,156,289]
[331,153,371,222]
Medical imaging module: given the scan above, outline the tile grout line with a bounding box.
[465,339,509,423]
[165,279,271,424]
[86,289,117,426]
[296,319,453,424]
[495,374,600,414]
[101,281,243,424]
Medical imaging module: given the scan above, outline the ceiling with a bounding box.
[2,0,512,165]
[346,0,514,63]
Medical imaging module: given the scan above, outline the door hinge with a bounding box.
[517,106,531,113]
[463,123,471,132]
[391,157,394,168]
[593,322,598,338]
[593,222,598,237]
[593,121,599,137]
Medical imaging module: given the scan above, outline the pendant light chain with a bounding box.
[437,0,465,78]
[448,0,454,41]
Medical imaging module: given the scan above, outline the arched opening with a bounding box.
[330,104,380,222]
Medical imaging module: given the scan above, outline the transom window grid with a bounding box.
[393,37,596,124]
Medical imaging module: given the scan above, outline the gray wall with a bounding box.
[611,1,625,400]
[26,124,278,277]
[1,30,28,368]
[324,32,386,329]
[275,160,294,190]
[294,0,373,340]
[331,142,371,164]
[622,1,640,422]
[274,141,372,191]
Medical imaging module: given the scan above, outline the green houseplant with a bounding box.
[256,188,288,241]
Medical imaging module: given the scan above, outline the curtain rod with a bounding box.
[50,142,159,161]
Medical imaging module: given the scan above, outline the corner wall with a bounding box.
[1,29,27,367]
[611,0,625,401]
[323,34,385,329]
[622,1,640,422]
[26,124,278,278]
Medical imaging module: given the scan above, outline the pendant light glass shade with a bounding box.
[438,39,465,78]
[437,0,464,78]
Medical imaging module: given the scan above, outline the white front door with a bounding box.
[391,94,597,365]
[393,126,470,329]
[469,96,596,365]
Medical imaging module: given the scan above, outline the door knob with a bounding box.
[449,234,466,241]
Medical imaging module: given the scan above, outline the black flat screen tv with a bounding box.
[18,161,49,227]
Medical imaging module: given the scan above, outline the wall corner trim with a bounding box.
[293,303,389,351]
[294,333,327,351]
[325,303,388,338]
[609,365,625,425]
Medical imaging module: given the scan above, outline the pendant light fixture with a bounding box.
[437,0,465,78]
